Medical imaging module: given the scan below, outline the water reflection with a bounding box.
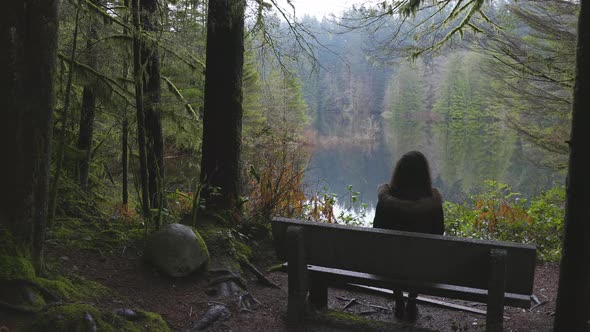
[305,139,393,225]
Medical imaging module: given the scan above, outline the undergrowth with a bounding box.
[445,181,565,261]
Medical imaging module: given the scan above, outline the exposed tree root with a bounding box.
[239,259,281,289]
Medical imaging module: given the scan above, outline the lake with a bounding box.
[304,138,394,225]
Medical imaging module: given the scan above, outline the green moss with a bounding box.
[29,304,171,332]
[324,310,375,323]
[0,227,20,256]
[0,254,108,306]
[194,219,222,243]
[53,218,82,236]
[196,223,254,271]
[30,304,103,331]
[98,229,129,246]
[48,218,98,250]
[0,255,36,280]
[135,310,171,331]
[193,228,210,262]
[36,275,108,301]
[267,263,285,273]
[310,309,392,331]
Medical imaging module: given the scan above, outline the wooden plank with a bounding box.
[349,284,489,315]
[309,274,328,309]
[286,226,307,323]
[486,249,507,332]
[305,265,531,308]
[272,217,536,295]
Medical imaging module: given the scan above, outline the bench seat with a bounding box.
[282,263,531,308]
[272,217,537,332]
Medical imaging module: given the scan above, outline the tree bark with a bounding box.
[49,1,81,228]
[554,1,590,330]
[0,0,59,266]
[132,0,151,219]
[122,116,130,206]
[78,86,96,191]
[200,0,246,215]
[122,0,131,208]
[140,0,165,222]
[77,0,100,191]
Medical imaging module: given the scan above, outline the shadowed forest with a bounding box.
[1,0,589,331]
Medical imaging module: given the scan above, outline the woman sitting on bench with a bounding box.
[373,150,444,321]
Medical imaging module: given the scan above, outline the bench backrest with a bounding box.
[272,217,536,296]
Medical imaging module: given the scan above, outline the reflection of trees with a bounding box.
[305,141,393,208]
[479,0,577,170]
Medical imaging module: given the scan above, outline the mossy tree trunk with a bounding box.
[140,0,165,223]
[78,87,96,191]
[77,0,101,192]
[554,1,590,330]
[132,0,151,220]
[0,0,59,266]
[122,0,131,207]
[132,0,165,227]
[200,0,246,216]
[48,0,81,228]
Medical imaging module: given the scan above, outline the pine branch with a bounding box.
[57,53,135,102]
[162,76,199,120]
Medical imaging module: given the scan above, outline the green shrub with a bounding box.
[444,181,564,261]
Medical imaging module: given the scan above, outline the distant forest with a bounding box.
[284,1,574,201]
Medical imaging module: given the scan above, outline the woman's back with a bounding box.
[373,186,444,235]
[372,151,444,235]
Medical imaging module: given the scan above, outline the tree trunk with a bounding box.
[0,0,59,266]
[122,0,131,208]
[132,0,151,219]
[554,1,590,330]
[77,0,100,191]
[140,0,165,225]
[78,86,96,191]
[200,0,246,215]
[122,116,129,206]
[49,1,81,228]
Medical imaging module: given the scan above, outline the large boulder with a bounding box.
[145,223,209,277]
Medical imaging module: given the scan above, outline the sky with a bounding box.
[282,0,367,18]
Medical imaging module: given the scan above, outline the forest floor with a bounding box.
[46,234,559,332]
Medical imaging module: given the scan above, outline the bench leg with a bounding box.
[286,226,307,323]
[309,275,328,309]
[486,249,507,332]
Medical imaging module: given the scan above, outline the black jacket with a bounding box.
[372,185,444,235]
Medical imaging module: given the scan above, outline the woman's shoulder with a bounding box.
[431,188,443,203]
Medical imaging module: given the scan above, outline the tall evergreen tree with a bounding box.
[132,0,152,219]
[77,0,102,191]
[0,0,59,266]
[140,0,165,216]
[200,0,246,216]
[554,0,590,329]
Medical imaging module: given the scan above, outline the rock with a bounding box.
[145,224,209,277]
[114,308,139,321]
[186,304,230,331]
[82,312,97,332]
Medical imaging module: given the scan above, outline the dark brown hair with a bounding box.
[389,150,433,200]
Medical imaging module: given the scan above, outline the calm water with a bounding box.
[305,139,394,225]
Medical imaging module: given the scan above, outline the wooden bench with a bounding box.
[271,217,536,332]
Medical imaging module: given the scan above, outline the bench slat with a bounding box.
[273,217,536,296]
[284,263,531,308]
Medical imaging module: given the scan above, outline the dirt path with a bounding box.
[50,245,558,331]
